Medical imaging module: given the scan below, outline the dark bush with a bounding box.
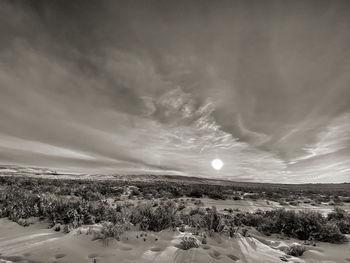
[237,209,348,243]
[131,200,178,231]
[287,244,306,257]
[188,189,203,198]
[327,208,350,234]
[179,236,199,250]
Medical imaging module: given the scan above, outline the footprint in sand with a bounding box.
[88,253,100,258]
[227,254,239,261]
[150,247,162,252]
[54,253,66,259]
[209,250,222,260]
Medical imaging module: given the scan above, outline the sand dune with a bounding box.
[1,218,349,263]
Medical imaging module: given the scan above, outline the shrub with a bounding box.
[236,211,264,227]
[315,222,347,243]
[17,218,30,227]
[63,224,71,233]
[100,222,126,241]
[327,208,350,234]
[181,210,206,229]
[194,200,203,206]
[238,209,348,243]
[179,236,199,250]
[203,207,224,232]
[188,189,203,198]
[287,244,306,257]
[131,200,178,231]
[207,192,225,200]
[224,208,233,213]
[241,228,249,237]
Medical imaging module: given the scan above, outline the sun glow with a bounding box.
[211,158,223,171]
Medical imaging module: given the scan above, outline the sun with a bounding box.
[211,158,223,171]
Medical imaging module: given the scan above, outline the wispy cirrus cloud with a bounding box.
[0,134,95,160]
[290,113,350,164]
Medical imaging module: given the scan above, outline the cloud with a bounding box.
[237,114,271,146]
[290,113,350,163]
[132,88,286,181]
[1,0,350,183]
[287,153,350,183]
[0,134,95,160]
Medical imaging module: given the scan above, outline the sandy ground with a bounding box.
[1,217,349,263]
[197,198,350,215]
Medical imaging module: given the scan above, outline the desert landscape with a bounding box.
[1,0,350,262]
[0,166,349,263]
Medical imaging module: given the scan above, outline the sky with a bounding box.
[0,0,350,183]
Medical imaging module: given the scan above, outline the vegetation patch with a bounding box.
[0,176,349,246]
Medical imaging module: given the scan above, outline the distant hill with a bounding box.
[0,164,349,192]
